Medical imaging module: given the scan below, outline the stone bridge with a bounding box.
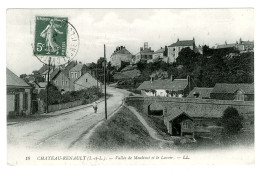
[125,96,254,135]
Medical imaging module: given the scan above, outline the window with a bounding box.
[71,72,74,78]
[62,81,64,86]
[86,79,88,82]
[23,92,28,110]
[65,81,68,86]
[75,73,78,78]
[55,80,58,85]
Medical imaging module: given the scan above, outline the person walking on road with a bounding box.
[93,101,98,113]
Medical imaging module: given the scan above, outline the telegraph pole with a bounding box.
[104,44,107,120]
[46,57,51,113]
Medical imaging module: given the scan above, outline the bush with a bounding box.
[221,107,243,141]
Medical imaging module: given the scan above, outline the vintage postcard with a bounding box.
[6,9,254,165]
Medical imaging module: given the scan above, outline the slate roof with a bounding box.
[216,43,237,49]
[111,48,132,56]
[74,72,103,85]
[50,68,60,80]
[211,83,254,94]
[167,110,193,123]
[6,68,31,88]
[137,78,188,91]
[187,87,214,99]
[167,105,223,119]
[70,64,84,72]
[169,40,194,47]
[154,48,165,54]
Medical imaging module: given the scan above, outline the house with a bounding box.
[137,76,190,97]
[110,46,132,69]
[210,83,254,101]
[133,42,154,64]
[69,62,88,83]
[215,38,254,53]
[7,68,32,117]
[168,38,196,63]
[74,72,102,91]
[52,70,71,92]
[152,46,169,63]
[52,61,77,92]
[237,38,254,52]
[187,87,213,99]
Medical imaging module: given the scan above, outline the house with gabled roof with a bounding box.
[110,46,132,69]
[167,38,196,63]
[69,62,88,83]
[74,72,102,91]
[137,76,190,97]
[7,68,32,117]
[210,83,254,101]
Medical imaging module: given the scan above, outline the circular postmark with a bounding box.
[33,16,80,66]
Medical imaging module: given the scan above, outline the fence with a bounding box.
[47,98,95,113]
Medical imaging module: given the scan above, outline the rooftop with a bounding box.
[70,63,84,72]
[169,39,195,47]
[211,83,254,94]
[7,68,31,87]
[137,78,188,91]
[187,87,214,99]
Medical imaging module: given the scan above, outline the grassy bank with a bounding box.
[87,106,159,151]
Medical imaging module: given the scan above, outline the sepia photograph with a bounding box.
[5,8,255,166]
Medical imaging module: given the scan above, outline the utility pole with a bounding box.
[46,57,51,113]
[96,62,98,90]
[104,44,107,120]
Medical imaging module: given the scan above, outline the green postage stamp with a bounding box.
[34,16,68,57]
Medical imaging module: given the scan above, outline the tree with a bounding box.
[38,83,62,105]
[221,107,243,136]
[176,47,200,73]
[97,57,106,68]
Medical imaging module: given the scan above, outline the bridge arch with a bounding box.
[147,102,166,116]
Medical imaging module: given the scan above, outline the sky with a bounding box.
[6,9,254,76]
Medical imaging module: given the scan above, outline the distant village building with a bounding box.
[210,83,254,101]
[74,72,102,91]
[110,46,132,69]
[137,76,190,97]
[151,46,169,63]
[168,38,196,63]
[215,38,254,53]
[187,87,213,99]
[7,68,32,117]
[133,42,154,64]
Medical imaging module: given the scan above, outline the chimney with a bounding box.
[177,38,179,42]
[140,47,143,51]
[225,41,227,45]
[171,75,174,81]
[149,47,151,50]
[144,42,148,49]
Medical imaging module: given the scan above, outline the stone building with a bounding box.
[74,72,102,91]
[7,68,32,117]
[210,83,254,101]
[110,46,132,69]
[133,42,154,63]
[167,38,196,63]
